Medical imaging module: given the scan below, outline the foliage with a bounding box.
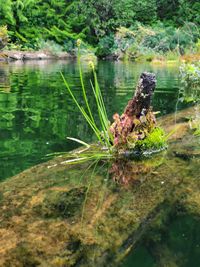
[0,0,83,50]
[0,25,8,49]
[38,40,63,55]
[0,0,199,53]
[96,22,200,59]
[180,62,200,90]
[195,39,200,53]
[179,63,200,138]
[179,63,200,108]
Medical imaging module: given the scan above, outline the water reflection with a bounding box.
[0,60,182,180]
[110,158,155,186]
[121,215,200,267]
[0,103,199,266]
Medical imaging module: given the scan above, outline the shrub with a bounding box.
[96,34,116,58]
[180,62,200,90]
[38,40,63,55]
[0,26,8,50]
[179,62,200,103]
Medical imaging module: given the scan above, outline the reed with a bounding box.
[61,39,112,150]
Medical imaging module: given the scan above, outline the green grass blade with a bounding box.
[78,48,95,124]
[90,81,110,144]
[67,137,90,147]
[61,72,103,143]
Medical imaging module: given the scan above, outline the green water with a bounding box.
[0,60,184,180]
[121,214,200,267]
[0,59,199,266]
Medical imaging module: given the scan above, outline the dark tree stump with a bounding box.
[110,72,157,147]
[124,72,156,117]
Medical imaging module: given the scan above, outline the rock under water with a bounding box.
[0,106,199,266]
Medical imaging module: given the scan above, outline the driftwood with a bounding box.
[110,72,156,147]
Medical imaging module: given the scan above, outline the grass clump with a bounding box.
[61,39,113,151]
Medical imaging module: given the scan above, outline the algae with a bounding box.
[0,106,199,266]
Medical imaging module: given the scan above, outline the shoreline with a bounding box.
[0,50,199,63]
[0,50,76,61]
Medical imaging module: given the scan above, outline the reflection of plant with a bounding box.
[110,153,165,186]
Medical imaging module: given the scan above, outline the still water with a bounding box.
[0,60,183,180]
[0,60,199,267]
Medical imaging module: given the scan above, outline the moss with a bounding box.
[33,187,87,219]
[135,127,167,152]
[0,106,199,267]
[4,243,40,267]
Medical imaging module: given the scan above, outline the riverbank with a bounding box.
[0,50,75,61]
[0,49,200,63]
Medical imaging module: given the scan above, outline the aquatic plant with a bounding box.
[180,62,200,90]
[189,106,200,137]
[135,127,167,151]
[179,62,200,104]
[61,40,167,163]
[61,39,113,150]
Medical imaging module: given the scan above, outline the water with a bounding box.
[121,214,200,267]
[0,60,182,180]
[0,59,199,267]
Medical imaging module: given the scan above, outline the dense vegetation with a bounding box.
[0,0,200,58]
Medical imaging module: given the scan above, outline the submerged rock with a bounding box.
[0,106,199,266]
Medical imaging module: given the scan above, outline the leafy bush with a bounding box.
[38,40,63,55]
[96,22,200,60]
[143,22,199,54]
[179,63,200,104]
[0,25,8,50]
[96,35,116,58]
[180,62,200,90]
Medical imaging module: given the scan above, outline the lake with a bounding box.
[0,60,183,180]
[0,59,199,267]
